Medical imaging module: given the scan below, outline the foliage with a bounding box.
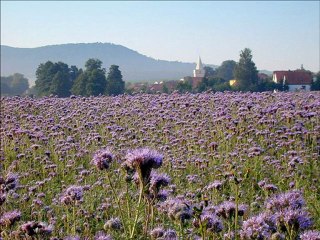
[203,66,215,78]
[176,80,192,93]
[197,77,231,92]
[311,71,320,91]
[162,82,169,94]
[35,61,79,97]
[106,65,125,96]
[1,73,29,96]
[71,59,106,96]
[234,48,259,91]
[215,60,237,81]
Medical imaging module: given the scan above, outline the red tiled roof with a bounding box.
[273,70,312,85]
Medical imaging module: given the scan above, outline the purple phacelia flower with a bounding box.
[216,201,247,219]
[265,190,305,212]
[124,148,163,170]
[193,212,223,233]
[20,221,53,236]
[150,226,165,239]
[123,148,163,185]
[163,228,177,240]
[94,231,113,240]
[91,148,113,170]
[207,180,223,190]
[274,209,313,231]
[300,230,320,240]
[2,173,19,191]
[161,198,192,223]
[60,185,84,205]
[240,213,274,239]
[0,210,21,227]
[149,171,171,197]
[104,217,122,230]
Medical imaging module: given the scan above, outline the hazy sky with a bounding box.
[1,1,319,72]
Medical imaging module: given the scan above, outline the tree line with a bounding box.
[1,48,320,97]
[35,58,125,97]
[1,73,29,96]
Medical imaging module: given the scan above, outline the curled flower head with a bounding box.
[216,201,248,219]
[94,231,113,240]
[150,227,165,239]
[274,209,313,232]
[2,173,19,191]
[60,185,84,205]
[91,148,113,170]
[265,190,305,212]
[0,210,21,227]
[300,230,320,240]
[149,171,171,195]
[163,228,177,240]
[240,213,274,240]
[123,148,163,184]
[193,212,223,234]
[104,217,122,230]
[167,199,193,223]
[20,221,53,236]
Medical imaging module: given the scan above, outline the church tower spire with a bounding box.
[193,56,205,78]
[196,56,203,70]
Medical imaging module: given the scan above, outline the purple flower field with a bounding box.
[1,92,320,239]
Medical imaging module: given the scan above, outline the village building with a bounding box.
[181,56,206,88]
[273,66,313,91]
[149,80,178,93]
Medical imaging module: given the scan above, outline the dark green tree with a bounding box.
[215,60,237,81]
[71,72,88,96]
[1,73,29,96]
[162,82,169,94]
[311,71,320,91]
[176,80,192,93]
[204,66,215,78]
[234,48,259,91]
[35,61,75,97]
[106,65,125,95]
[71,59,107,96]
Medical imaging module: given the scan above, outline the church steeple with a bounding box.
[196,56,203,70]
[193,56,205,78]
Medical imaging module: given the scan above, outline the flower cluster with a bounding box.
[91,148,114,170]
[123,148,163,185]
[60,185,84,205]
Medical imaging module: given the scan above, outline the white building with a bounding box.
[273,69,313,91]
[193,56,205,78]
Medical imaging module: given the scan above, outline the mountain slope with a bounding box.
[1,43,206,84]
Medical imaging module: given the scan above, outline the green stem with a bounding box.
[73,204,76,235]
[234,183,239,239]
[130,180,144,239]
[180,221,185,239]
[144,200,151,236]
[126,183,132,219]
[106,172,128,236]
[199,219,206,240]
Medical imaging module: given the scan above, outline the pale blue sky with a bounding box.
[1,1,319,72]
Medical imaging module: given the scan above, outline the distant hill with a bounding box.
[1,43,218,85]
[259,69,273,76]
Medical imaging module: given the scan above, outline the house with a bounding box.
[273,68,313,91]
[149,80,178,93]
